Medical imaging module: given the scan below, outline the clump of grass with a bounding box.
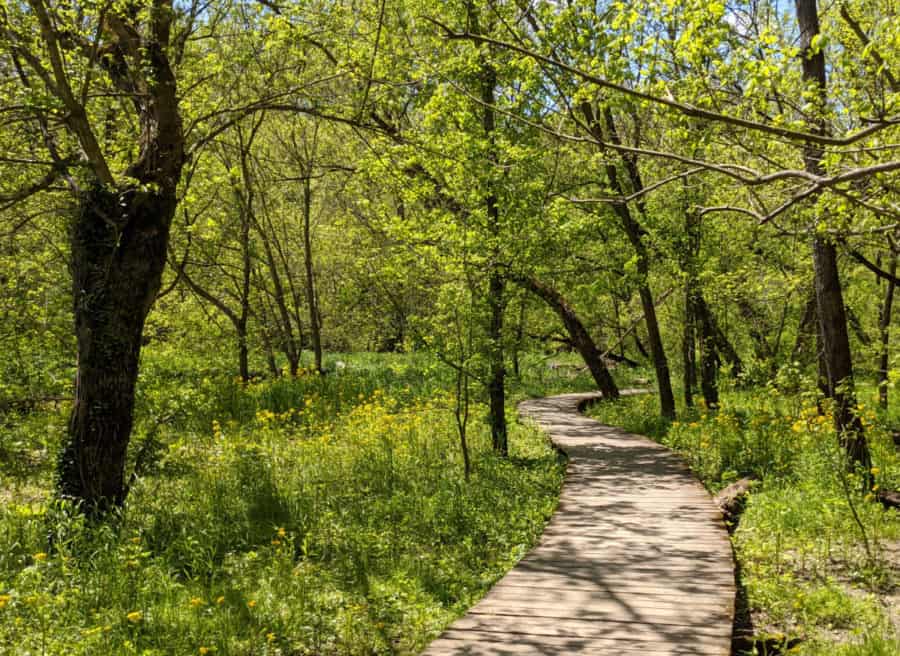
[0,356,564,655]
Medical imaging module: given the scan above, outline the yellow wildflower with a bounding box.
[871,467,881,476]
[189,597,205,608]
[199,647,211,655]
[247,600,256,609]
[277,527,286,538]
[33,552,47,562]
[216,596,225,605]
[0,595,10,609]
[266,633,276,643]
[126,611,142,623]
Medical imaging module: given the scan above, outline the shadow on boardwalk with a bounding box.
[422,392,735,656]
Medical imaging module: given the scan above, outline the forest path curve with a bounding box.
[422,391,735,655]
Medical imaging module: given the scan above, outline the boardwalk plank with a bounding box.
[421,392,735,655]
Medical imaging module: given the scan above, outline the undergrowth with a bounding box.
[0,351,565,655]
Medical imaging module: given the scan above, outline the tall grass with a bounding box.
[0,354,564,655]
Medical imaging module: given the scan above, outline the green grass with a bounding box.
[0,352,565,655]
[588,383,900,656]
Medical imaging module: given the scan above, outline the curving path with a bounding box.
[423,392,735,655]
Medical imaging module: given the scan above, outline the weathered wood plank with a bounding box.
[421,392,735,655]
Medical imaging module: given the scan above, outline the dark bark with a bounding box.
[487,268,508,456]
[796,0,870,470]
[58,185,179,513]
[255,207,301,376]
[302,174,323,374]
[878,255,896,408]
[514,274,619,399]
[474,4,507,456]
[237,189,251,383]
[696,296,720,409]
[56,8,186,513]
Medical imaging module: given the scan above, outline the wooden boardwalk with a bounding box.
[423,392,735,655]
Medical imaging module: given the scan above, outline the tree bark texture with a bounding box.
[59,185,178,513]
[796,0,870,469]
[475,4,508,456]
[56,7,186,512]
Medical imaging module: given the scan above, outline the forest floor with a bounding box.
[0,350,589,655]
[3,350,898,655]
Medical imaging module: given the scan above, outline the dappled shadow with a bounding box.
[423,392,735,655]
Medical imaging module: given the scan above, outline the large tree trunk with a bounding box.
[878,255,897,408]
[58,185,177,513]
[43,0,186,514]
[514,274,619,399]
[796,0,870,470]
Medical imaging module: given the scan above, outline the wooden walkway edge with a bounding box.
[422,392,735,655]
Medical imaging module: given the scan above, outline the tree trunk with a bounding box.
[682,206,700,407]
[475,6,507,456]
[582,102,676,418]
[302,174,323,374]
[257,215,301,376]
[237,186,252,383]
[683,288,697,408]
[49,2,186,514]
[796,0,870,470]
[696,296,720,409]
[58,185,176,514]
[514,274,619,399]
[638,285,677,418]
[878,255,897,408]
